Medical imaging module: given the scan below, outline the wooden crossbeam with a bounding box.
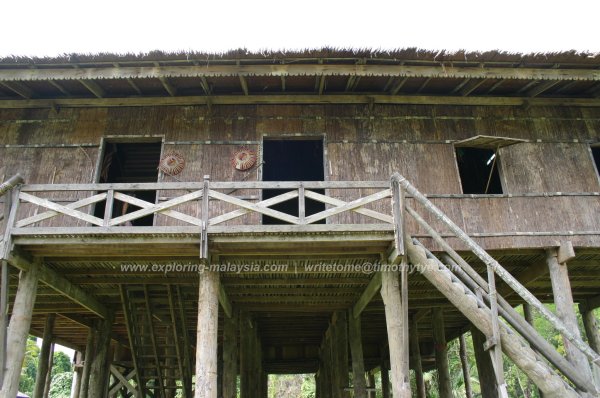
[208,189,300,224]
[304,190,393,223]
[3,63,599,83]
[158,77,177,96]
[210,190,299,226]
[47,80,70,96]
[219,284,233,318]
[527,80,561,97]
[0,81,33,99]
[16,193,107,228]
[109,366,139,398]
[77,79,105,98]
[303,189,391,224]
[114,192,202,226]
[19,191,104,226]
[389,77,409,95]
[239,76,249,96]
[109,189,203,226]
[461,79,488,96]
[352,272,382,318]
[8,250,109,319]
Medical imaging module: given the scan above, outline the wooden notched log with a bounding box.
[404,236,586,398]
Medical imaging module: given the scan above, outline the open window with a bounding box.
[262,138,326,224]
[94,141,162,226]
[454,135,526,194]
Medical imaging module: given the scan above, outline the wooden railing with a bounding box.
[8,179,394,231]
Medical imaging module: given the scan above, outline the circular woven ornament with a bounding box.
[158,152,186,175]
[231,148,257,171]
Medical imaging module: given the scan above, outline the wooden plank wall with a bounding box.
[0,104,599,248]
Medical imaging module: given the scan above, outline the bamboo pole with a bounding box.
[395,172,600,366]
[380,271,411,398]
[195,271,219,398]
[33,314,56,398]
[0,259,40,398]
[405,236,581,398]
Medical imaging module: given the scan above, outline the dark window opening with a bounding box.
[94,142,162,226]
[456,147,503,194]
[592,147,600,176]
[262,139,326,224]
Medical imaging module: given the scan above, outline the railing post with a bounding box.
[390,173,405,257]
[298,184,306,224]
[1,187,21,261]
[103,189,114,227]
[200,176,210,261]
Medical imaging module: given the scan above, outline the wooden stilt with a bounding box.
[240,311,250,398]
[580,301,600,389]
[0,260,9,387]
[88,312,114,398]
[380,271,411,398]
[222,311,238,398]
[459,334,473,398]
[70,351,83,398]
[546,246,593,382]
[367,372,376,398]
[409,316,426,398]
[195,271,219,398]
[43,343,54,398]
[472,325,498,398]
[79,327,95,398]
[380,360,390,398]
[334,311,349,398]
[432,308,452,398]
[348,312,367,398]
[33,313,56,398]
[0,259,40,398]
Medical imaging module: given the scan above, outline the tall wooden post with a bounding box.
[367,372,376,398]
[431,308,452,398]
[471,325,498,398]
[380,360,390,398]
[70,351,83,398]
[222,311,238,398]
[409,316,426,398]
[88,312,114,398]
[459,334,473,398]
[0,260,9,387]
[0,260,40,398]
[348,312,367,398]
[43,343,55,398]
[546,245,593,381]
[33,313,56,398]
[380,271,411,398]
[579,301,600,389]
[79,327,96,398]
[196,271,219,398]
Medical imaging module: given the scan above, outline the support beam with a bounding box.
[380,361,390,398]
[461,78,488,96]
[580,301,600,389]
[79,328,95,398]
[432,308,452,398]
[546,244,593,382]
[348,312,367,398]
[352,273,381,319]
[389,77,408,95]
[380,271,410,398]
[0,259,40,397]
[70,351,83,398]
[409,317,426,398]
[471,325,499,398]
[88,312,114,398]
[33,314,56,398]
[195,271,219,398]
[43,343,54,398]
[48,80,70,96]
[219,284,232,318]
[8,251,109,319]
[527,80,560,97]
[523,304,544,398]
[222,311,238,398]
[459,334,473,398]
[239,76,249,96]
[0,81,33,99]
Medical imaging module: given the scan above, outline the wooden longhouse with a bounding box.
[0,48,599,398]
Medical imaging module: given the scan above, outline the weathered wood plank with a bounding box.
[304,190,393,223]
[304,189,391,224]
[209,190,300,225]
[19,192,104,226]
[16,193,107,228]
[115,192,202,227]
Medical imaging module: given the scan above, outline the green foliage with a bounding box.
[19,337,40,396]
[51,351,72,377]
[48,372,73,398]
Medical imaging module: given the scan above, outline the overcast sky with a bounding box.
[1,0,599,57]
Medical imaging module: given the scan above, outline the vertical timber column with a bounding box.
[70,351,83,398]
[0,260,40,398]
[348,312,367,398]
[88,312,114,398]
[431,308,452,398]
[409,316,426,398]
[33,313,56,398]
[459,334,473,398]
[471,325,498,398]
[367,372,376,398]
[523,304,543,398]
[380,271,410,398]
[79,327,96,398]
[579,301,600,389]
[546,243,593,381]
[380,361,390,398]
[196,271,219,398]
[240,311,251,398]
[43,343,55,398]
[222,311,238,398]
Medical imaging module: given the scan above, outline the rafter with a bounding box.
[78,80,104,98]
[460,78,488,96]
[415,77,432,94]
[48,80,70,96]
[485,79,505,95]
[0,81,33,99]
[352,272,382,318]
[239,75,249,95]
[527,80,561,97]
[389,77,409,95]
